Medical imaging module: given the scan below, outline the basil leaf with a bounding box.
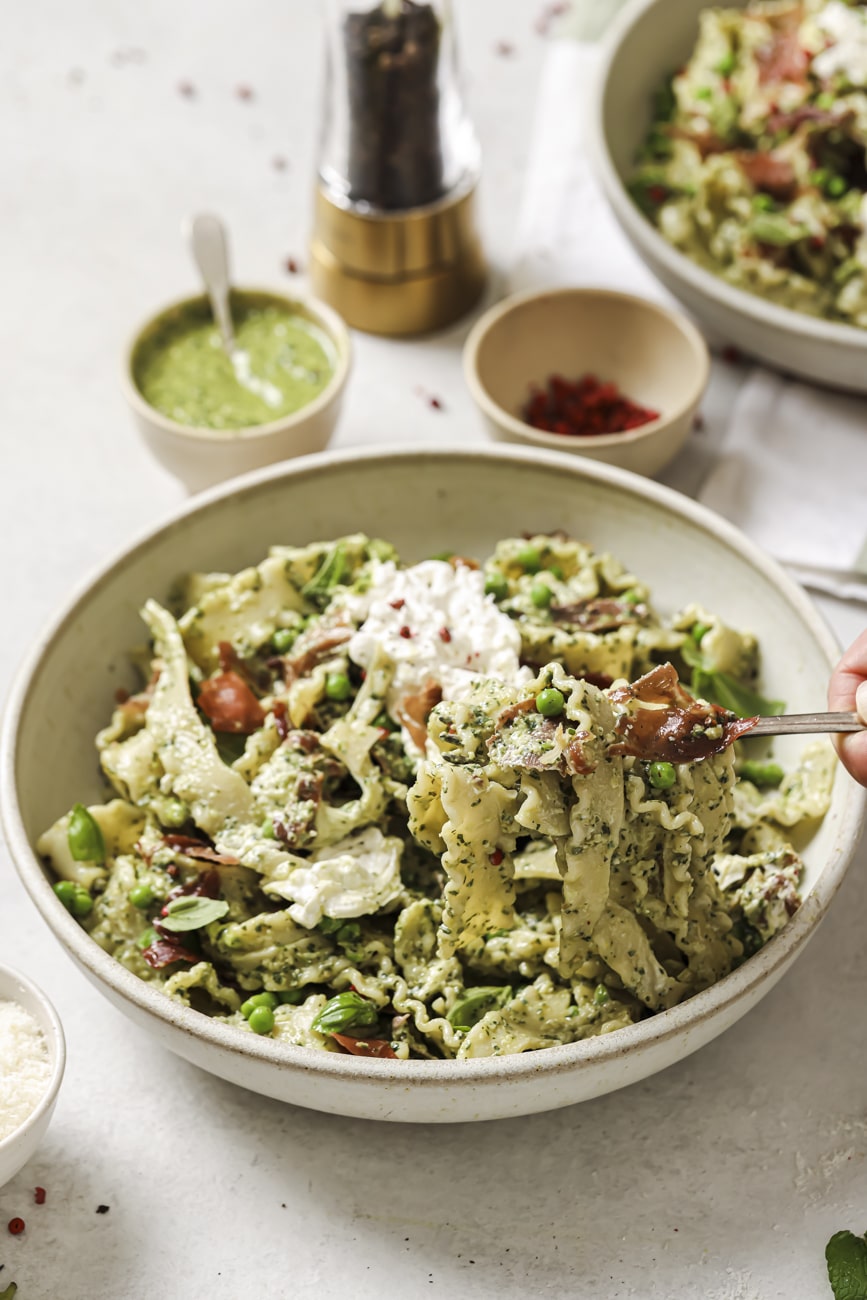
[311,991,379,1034]
[447,986,512,1032]
[681,638,784,718]
[678,636,704,670]
[67,803,106,864]
[703,669,784,720]
[215,732,247,765]
[749,213,807,247]
[160,896,229,932]
[826,1230,867,1300]
[653,75,676,123]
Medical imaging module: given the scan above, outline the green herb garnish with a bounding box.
[652,75,677,123]
[160,896,229,932]
[680,638,784,718]
[311,991,379,1035]
[302,542,348,603]
[826,1229,867,1300]
[67,803,106,864]
[447,986,512,1032]
[749,213,807,247]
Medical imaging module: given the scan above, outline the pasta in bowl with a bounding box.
[36,532,832,1062]
[2,448,862,1120]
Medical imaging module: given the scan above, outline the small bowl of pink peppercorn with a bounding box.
[463,286,709,478]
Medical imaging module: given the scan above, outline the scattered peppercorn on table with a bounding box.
[1,2,866,1298]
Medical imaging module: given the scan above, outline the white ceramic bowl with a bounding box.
[590,0,867,392]
[122,288,352,493]
[0,962,65,1188]
[463,287,709,477]
[1,448,863,1124]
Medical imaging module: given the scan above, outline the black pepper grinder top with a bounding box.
[311,0,486,336]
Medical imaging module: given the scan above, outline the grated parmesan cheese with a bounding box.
[0,999,51,1142]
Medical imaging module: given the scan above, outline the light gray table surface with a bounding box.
[1,3,865,1297]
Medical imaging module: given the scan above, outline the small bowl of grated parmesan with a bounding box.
[0,962,65,1189]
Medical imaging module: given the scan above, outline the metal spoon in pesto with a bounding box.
[186,212,236,355]
[184,212,282,409]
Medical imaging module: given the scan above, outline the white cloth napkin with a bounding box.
[508,39,867,604]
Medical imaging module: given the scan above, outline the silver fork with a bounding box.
[747,711,863,736]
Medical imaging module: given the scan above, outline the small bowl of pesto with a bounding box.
[123,289,352,492]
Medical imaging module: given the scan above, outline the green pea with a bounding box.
[247,1005,275,1035]
[272,627,296,653]
[53,880,76,911]
[531,581,553,609]
[827,175,847,198]
[715,51,736,76]
[691,621,711,644]
[333,922,364,961]
[261,819,276,839]
[536,687,565,718]
[484,571,509,601]
[324,671,352,701]
[70,886,93,918]
[593,984,610,1006]
[816,91,835,109]
[67,803,105,864]
[547,564,564,581]
[277,989,308,1005]
[241,992,278,1019]
[810,167,830,189]
[695,86,712,100]
[373,711,398,733]
[738,760,784,788]
[648,761,676,790]
[621,588,641,606]
[752,193,775,212]
[129,884,154,910]
[516,544,541,574]
[160,798,188,829]
[136,926,157,950]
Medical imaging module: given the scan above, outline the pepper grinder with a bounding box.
[310,0,486,336]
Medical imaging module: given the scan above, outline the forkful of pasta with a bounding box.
[609,663,864,765]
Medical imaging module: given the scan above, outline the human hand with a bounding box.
[828,628,867,787]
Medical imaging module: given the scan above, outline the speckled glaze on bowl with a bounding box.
[1,448,863,1123]
[121,288,352,494]
[463,287,709,477]
[0,962,66,1187]
[589,0,867,392]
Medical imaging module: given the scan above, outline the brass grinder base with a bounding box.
[309,184,486,337]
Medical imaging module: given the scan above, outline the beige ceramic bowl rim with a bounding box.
[590,0,867,351]
[1,446,864,1093]
[120,286,352,443]
[0,960,66,1153]
[462,286,710,449]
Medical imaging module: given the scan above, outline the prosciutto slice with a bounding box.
[609,664,757,763]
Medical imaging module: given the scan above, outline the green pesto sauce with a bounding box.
[134,292,336,431]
